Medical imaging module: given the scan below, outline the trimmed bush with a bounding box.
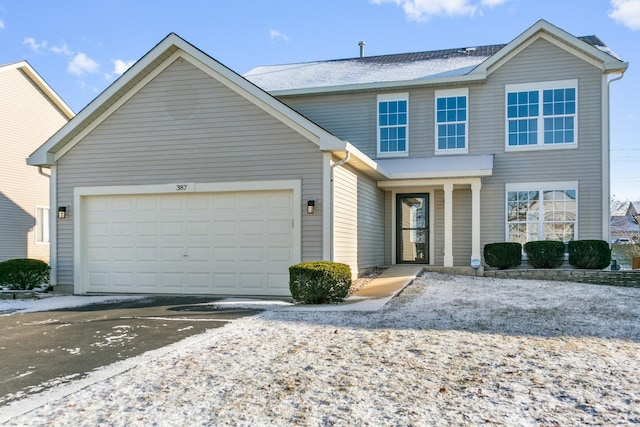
[483,242,522,269]
[523,240,565,268]
[289,261,351,304]
[568,240,611,269]
[0,258,50,290]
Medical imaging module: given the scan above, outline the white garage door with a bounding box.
[83,190,294,296]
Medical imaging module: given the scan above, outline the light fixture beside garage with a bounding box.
[307,199,316,215]
[57,206,68,219]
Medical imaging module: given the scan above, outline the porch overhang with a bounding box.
[375,154,493,181]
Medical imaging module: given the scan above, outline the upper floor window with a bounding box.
[506,182,578,245]
[377,93,408,157]
[435,88,468,154]
[505,80,577,150]
[35,206,50,244]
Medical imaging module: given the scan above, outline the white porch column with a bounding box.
[443,183,454,267]
[471,179,482,264]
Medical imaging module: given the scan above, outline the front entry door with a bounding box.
[396,194,429,264]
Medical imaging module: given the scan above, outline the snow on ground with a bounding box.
[2,273,640,426]
[0,295,146,315]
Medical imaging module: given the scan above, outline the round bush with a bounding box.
[0,258,51,290]
[483,242,522,269]
[568,240,611,269]
[523,241,565,268]
[289,261,351,304]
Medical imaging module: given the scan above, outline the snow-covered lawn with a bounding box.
[2,273,640,426]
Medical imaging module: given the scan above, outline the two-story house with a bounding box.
[0,61,74,263]
[28,20,627,296]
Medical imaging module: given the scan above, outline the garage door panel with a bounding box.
[84,190,294,296]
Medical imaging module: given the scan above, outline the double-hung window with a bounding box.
[35,206,50,244]
[377,93,408,157]
[506,182,578,245]
[506,80,577,150]
[435,88,468,154]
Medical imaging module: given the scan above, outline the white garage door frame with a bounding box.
[73,180,302,294]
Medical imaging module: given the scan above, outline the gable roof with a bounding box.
[244,19,628,96]
[27,33,349,167]
[626,201,640,217]
[0,61,75,120]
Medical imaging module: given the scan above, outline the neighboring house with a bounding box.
[626,201,640,225]
[610,215,638,243]
[0,61,74,263]
[28,20,628,296]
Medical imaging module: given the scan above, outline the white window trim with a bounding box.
[435,87,469,155]
[504,181,579,243]
[505,79,578,152]
[377,92,409,158]
[35,206,50,244]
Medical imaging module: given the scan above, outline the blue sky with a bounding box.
[1,0,639,201]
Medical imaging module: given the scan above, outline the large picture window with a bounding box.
[506,80,577,150]
[435,88,468,154]
[377,93,408,157]
[506,183,577,245]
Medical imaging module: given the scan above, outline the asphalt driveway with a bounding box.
[0,296,259,406]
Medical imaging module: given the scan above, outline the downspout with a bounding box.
[332,151,351,169]
[38,166,51,178]
[328,151,351,262]
[604,71,625,243]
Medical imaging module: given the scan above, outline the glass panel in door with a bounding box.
[396,194,429,264]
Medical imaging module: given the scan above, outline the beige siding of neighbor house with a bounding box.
[55,58,325,286]
[333,162,386,276]
[0,67,69,262]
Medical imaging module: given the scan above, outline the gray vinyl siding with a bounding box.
[333,162,385,275]
[55,59,324,285]
[0,67,69,262]
[474,38,605,250]
[281,38,607,265]
[280,89,437,160]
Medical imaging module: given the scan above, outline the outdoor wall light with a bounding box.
[57,206,68,219]
[307,200,316,215]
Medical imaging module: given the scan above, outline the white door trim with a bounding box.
[73,180,301,294]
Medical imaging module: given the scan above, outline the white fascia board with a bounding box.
[268,74,487,97]
[28,35,183,167]
[29,33,345,167]
[476,20,628,76]
[182,49,346,150]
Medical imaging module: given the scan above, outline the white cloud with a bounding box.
[113,59,135,75]
[104,58,135,80]
[269,29,290,42]
[371,0,509,21]
[609,0,640,29]
[23,37,47,53]
[481,0,508,6]
[50,43,73,56]
[68,52,99,76]
[0,20,5,30]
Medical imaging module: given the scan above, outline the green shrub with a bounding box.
[568,240,611,269]
[0,258,50,290]
[523,241,565,268]
[289,261,351,304]
[483,242,522,269]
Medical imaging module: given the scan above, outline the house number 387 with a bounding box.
[176,184,188,191]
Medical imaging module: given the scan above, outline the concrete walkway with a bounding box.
[281,265,423,312]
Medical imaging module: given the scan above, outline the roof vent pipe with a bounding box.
[359,41,366,58]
